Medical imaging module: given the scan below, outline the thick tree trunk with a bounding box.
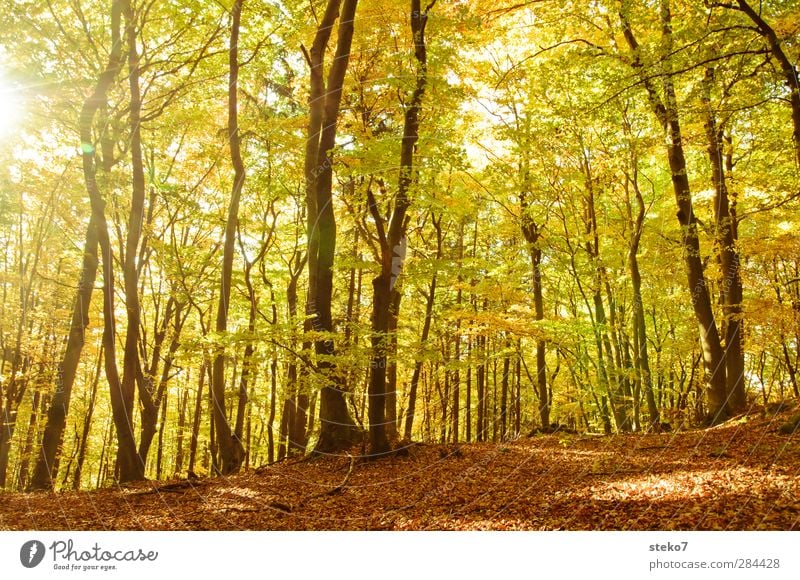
[702,68,746,414]
[305,0,361,453]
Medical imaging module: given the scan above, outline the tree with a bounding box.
[619,0,729,423]
[303,0,361,453]
[211,0,247,476]
[365,0,435,455]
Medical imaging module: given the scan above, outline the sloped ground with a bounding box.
[2,411,799,530]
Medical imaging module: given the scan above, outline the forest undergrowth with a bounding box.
[2,407,798,531]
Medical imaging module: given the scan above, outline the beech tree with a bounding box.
[303,0,361,453]
[0,0,797,492]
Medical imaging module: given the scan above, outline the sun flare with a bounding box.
[0,75,23,136]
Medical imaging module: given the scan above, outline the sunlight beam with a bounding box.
[0,74,24,137]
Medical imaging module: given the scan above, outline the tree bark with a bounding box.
[211,0,247,474]
[520,204,548,429]
[305,0,361,453]
[403,213,441,441]
[366,0,434,455]
[72,344,102,490]
[73,0,141,483]
[27,1,123,492]
[620,1,728,423]
[626,163,660,430]
[702,68,746,414]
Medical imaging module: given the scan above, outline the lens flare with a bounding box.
[0,75,23,136]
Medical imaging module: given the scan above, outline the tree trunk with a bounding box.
[501,342,510,440]
[187,360,206,478]
[72,344,102,490]
[138,298,184,472]
[620,1,728,423]
[476,334,486,442]
[404,214,441,441]
[104,0,148,483]
[702,68,746,414]
[29,216,99,490]
[211,0,247,474]
[16,389,42,490]
[77,0,141,483]
[386,287,402,440]
[305,0,360,453]
[174,387,187,477]
[520,212,548,429]
[28,0,123,493]
[620,116,660,430]
[365,0,433,455]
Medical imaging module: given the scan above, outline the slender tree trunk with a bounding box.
[277,399,290,461]
[77,0,141,483]
[155,392,167,480]
[109,0,148,483]
[385,288,402,440]
[16,389,42,490]
[501,341,510,440]
[187,360,206,477]
[622,124,660,430]
[404,214,441,441]
[72,344,102,489]
[174,387,187,477]
[284,244,309,454]
[29,216,99,490]
[521,211,548,429]
[138,299,184,471]
[267,356,277,464]
[514,352,521,437]
[476,334,486,441]
[211,0,247,474]
[466,339,472,442]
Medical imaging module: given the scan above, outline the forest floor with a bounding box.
[2,408,799,531]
